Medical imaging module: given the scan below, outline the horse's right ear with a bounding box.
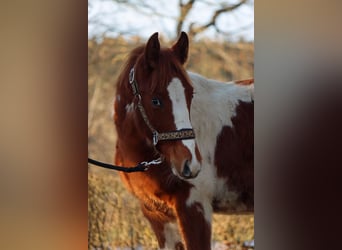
[172,31,189,65]
[144,32,160,69]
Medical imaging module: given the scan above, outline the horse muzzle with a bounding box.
[172,159,200,179]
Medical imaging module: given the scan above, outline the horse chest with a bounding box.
[188,162,241,211]
[212,178,243,213]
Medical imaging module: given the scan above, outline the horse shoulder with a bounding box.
[189,72,254,213]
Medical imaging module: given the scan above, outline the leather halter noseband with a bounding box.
[129,67,195,146]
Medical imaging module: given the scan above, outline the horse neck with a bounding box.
[188,71,254,103]
[188,71,254,166]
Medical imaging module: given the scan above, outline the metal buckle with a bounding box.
[152,131,159,146]
[141,157,163,167]
[140,157,163,171]
[129,68,135,84]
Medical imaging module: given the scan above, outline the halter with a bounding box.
[129,67,195,146]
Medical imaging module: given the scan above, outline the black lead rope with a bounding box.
[88,158,148,172]
[88,157,163,173]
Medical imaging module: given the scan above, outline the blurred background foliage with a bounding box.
[88,36,254,249]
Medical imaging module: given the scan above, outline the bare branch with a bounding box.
[90,0,253,40]
[189,0,247,38]
[215,22,253,36]
[116,0,176,19]
[176,0,196,35]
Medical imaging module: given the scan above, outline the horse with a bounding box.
[113,32,254,250]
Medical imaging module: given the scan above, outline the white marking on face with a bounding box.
[162,222,182,249]
[125,102,134,113]
[167,78,200,175]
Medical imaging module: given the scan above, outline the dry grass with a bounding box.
[88,36,254,250]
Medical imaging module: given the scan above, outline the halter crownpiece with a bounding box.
[129,67,195,146]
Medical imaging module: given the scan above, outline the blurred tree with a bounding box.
[176,0,250,38]
[88,0,254,40]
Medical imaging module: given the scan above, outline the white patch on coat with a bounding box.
[187,71,254,212]
[111,98,116,119]
[125,102,134,113]
[167,78,200,174]
[188,71,254,170]
[161,222,182,250]
[213,177,240,209]
[186,184,213,224]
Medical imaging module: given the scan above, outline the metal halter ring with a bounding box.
[152,131,159,146]
[129,67,135,84]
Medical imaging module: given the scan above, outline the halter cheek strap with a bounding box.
[129,67,195,146]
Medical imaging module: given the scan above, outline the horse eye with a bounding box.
[151,98,162,107]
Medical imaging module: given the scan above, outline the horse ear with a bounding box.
[145,32,160,69]
[172,31,189,65]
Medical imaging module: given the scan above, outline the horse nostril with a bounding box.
[182,160,192,178]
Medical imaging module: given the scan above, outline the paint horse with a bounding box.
[113,32,254,250]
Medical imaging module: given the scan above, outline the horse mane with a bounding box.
[115,44,191,95]
[115,45,144,94]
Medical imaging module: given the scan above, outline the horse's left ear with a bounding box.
[145,32,160,69]
[172,31,189,65]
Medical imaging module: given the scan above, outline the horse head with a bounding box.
[115,32,202,179]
